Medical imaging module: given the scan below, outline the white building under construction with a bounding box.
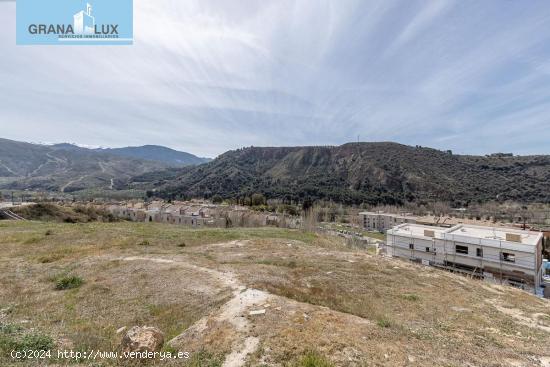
[386,223,544,293]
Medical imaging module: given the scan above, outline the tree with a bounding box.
[211,195,223,204]
[251,193,266,206]
[302,198,313,212]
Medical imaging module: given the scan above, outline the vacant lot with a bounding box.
[0,221,549,366]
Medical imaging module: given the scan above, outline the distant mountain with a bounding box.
[130,143,550,205]
[0,139,206,193]
[95,145,211,166]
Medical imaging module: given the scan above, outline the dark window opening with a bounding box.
[409,243,414,250]
[476,248,483,257]
[501,252,516,263]
[425,247,430,252]
[456,245,469,254]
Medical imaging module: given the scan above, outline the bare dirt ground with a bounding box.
[0,221,549,366]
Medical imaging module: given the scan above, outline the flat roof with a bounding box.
[359,211,417,219]
[389,224,448,238]
[446,224,542,246]
[389,223,542,246]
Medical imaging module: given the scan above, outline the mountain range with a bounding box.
[0,139,208,193]
[2,138,550,205]
[130,143,550,205]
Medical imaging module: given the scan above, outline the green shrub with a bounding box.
[376,317,391,328]
[292,351,334,367]
[0,332,54,354]
[401,294,419,301]
[55,275,83,290]
[177,242,186,247]
[138,240,150,246]
[251,193,266,206]
[16,333,54,351]
[0,324,22,335]
[211,195,223,204]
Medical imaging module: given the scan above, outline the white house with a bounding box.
[387,223,544,293]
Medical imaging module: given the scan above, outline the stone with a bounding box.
[249,309,266,316]
[121,326,164,353]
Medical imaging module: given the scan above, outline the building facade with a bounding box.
[386,223,544,293]
[360,211,417,232]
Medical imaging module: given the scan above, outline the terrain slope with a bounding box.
[0,221,549,366]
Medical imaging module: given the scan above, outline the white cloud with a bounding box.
[1,0,550,157]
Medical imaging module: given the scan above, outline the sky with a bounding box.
[1,0,550,158]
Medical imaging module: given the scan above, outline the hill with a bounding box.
[50,143,211,166]
[0,139,166,192]
[0,221,548,366]
[133,142,550,205]
[0,139,209,193]
[93,145,211,166]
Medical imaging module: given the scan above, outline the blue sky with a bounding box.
[1,0,550,158]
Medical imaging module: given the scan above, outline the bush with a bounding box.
[211,195,223,204]
[0,332,54,354]
[376,317,391,328]
[16,333,54,351]
[401,294,419,301]
[55,275,83,290]
[293,351,334,367]
[177,242,186,248]
[251,193,266,206]
[0,324,22,335]
[138,240,150,246]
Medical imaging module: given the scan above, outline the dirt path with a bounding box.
[118,250,272,367]
[60,175,86,193]
[0,160,16,175]
[486,299,550,333]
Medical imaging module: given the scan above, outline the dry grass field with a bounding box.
[0,220,549,366]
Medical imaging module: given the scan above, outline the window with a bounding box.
[409,243,414,250]
[455,245,469,254]
[476,248,483,257]
[501,252,515,263]
[425,247,430,252]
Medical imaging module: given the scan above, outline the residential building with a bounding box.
[360,211,417,232]
[386,223,544,293]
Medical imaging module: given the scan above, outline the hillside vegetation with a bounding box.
[0,139,207,193]
[0,221,548,366]
[132,143,550,205]
[0,139,167,192]
[10,203,118,223]
[93,145,211,166]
